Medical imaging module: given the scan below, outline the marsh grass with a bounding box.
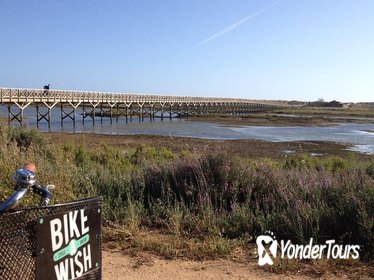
[0,125,373,263]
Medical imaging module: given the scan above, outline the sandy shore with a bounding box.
[102,250,371,280]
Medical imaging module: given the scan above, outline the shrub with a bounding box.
[0,124,372,259]
[7,126,46,150]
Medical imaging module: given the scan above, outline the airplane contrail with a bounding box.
[196,0,281,48]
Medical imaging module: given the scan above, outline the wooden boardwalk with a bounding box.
[0,87,279,127]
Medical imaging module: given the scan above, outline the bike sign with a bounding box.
[36,207,101,280]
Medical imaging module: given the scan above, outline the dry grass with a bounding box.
[103,226,239,260]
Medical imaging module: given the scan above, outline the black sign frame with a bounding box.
[36,204,101,280]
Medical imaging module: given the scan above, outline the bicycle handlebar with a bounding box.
[0,168,54,214]
[0,188,29,213]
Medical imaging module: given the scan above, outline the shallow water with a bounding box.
[1,106,374,154]
[225,124,374,154]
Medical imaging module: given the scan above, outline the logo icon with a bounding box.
[256,232,278,266]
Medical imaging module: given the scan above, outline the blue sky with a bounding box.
[0,0,373,102]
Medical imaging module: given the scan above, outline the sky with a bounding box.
[0,0,373,102]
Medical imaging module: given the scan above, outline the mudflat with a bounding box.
[45,132,359,159]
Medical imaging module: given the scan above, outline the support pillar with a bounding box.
[82,102,100,125]
[108,102,116,124]
[169,103,174,120]
[36,101,58,128]
[160,102,165,121]
[8,102,31,124]
[61,102,81,127]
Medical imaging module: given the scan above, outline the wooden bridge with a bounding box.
[0,87,278,127]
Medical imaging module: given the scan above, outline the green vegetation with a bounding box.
[0,125,373,261]
[275,106,374,118]
[306,98,343,107]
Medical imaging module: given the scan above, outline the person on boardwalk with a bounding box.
[43,84,50,96]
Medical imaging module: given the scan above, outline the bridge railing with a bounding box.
[0,87,274,105]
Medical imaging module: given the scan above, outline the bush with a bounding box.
[7,126,46,150]
[0,124,372,259]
